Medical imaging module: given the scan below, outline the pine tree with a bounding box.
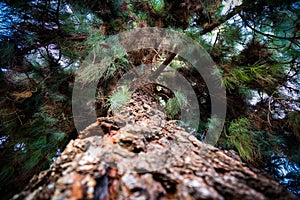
[0,0,299,198]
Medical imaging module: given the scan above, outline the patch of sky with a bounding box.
[221,0,242,15]
[25,44,79,70]
[291,1,300,9]
[0,2,20,39]
[270,154,300,195]
[14,142,27,153]
[52,148,61,162]
[0,135,9,148]
[248,90,269,105]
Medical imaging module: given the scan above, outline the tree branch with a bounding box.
[150,52,177,81]
[199,4,246,35]
[239,14,300,40]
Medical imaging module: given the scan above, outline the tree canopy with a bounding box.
[0,0,299,199]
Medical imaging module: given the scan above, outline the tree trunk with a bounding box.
[13,88,297,200]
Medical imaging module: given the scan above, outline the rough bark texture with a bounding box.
[13,88,297,200]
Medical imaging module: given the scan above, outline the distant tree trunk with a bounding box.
[13,88,297,200]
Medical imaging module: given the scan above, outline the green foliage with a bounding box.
[165,91,188,119]
[22,150,43,172]
[107,86,131,113]
[238,86,255,99]
[287,112,300,141]
[0,40,15,67]
[0,66,72,198]
[0,166,14,183]
[49,93,67,102]
[166,98,180,119]
[170,59,184,70]
[50,132,67,143]
[84,29,105,51]
[151,0,165,13]
[205,117,224,145]
[60,8,103,59]
[184,27,213,51]
[29,136,47,150]
[222,24,243,46]
[221,76,235,90]
[1,0,300,197]
[174,91,188,108]
[60,7,100,35]
[222,63,285,93]
[225,118,261,162]
[77,36,128,84]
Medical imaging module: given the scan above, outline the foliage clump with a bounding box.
[165,91,188,119]
[107,86,131,113]
[224,118,261,162]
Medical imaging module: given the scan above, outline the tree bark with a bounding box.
[12,88,297,200]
